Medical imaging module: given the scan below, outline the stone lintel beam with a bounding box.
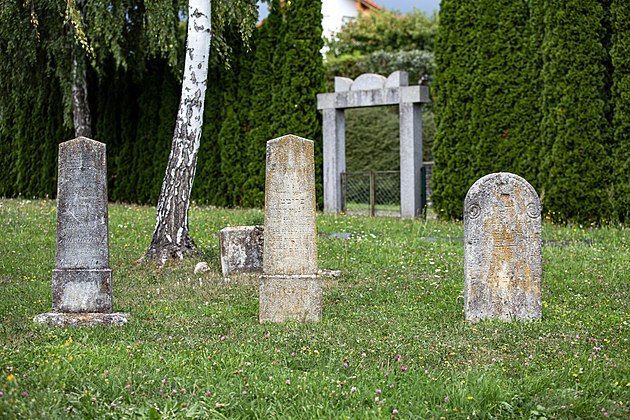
[317,86,430,110]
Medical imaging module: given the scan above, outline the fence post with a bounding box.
[369,170,376,217]
[420,166,427,218]
[340,172,346,214]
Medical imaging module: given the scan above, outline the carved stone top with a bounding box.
[334,71,410,92]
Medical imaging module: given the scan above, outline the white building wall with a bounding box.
[321,0,359,41]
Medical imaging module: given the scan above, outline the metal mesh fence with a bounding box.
[342,171,400,216]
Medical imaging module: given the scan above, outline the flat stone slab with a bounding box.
[34,312,129,327]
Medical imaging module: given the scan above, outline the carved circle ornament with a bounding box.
[468,203,481,220]
[526,202,540,219]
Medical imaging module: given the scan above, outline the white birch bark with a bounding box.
[144,0,212,262]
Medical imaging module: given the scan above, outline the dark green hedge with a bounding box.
[611,0,630,222]
[431,0,479,219]
[433,0,625,223]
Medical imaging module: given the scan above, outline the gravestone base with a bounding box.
[34,312,129,327]
[220,226,264,276]
[259,275,322,323]
[52,269,113,313]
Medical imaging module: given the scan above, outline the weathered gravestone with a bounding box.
[259,135,321,322]
[220,226,264,276]
[464,172,542,322]
[35,137,128,327]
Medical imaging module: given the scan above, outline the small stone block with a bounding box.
[259,276,322,322]
[52,269,112,313]
[464,172,542,323]
[400,86,422,103]
[350,73,387,91]
[34,312,129,327]
[220,226,264,276]
[316,93,335,110]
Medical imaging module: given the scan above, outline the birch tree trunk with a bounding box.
[143,0,212,263]
[71,0,92,138]
[72,44,92,138]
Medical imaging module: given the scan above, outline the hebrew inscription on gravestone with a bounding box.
[464,172,542,322]
[259,135,321,323]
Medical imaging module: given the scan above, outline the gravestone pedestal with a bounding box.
[259,135,321,323]
[35,137,128,327]
[259,275,321,322]
[464,172,542,322]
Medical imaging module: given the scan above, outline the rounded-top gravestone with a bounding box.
[464,172,542,322]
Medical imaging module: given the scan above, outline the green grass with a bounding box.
[0,198,628,418]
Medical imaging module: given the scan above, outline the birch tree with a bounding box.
[143,0,211,262]
[143,0,257,262]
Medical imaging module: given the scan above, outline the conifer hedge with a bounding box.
[431,0,479,219]
[538,0,611,222]
[611,0,630,222]
[433,0,625,223]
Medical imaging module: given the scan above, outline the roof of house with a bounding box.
[357,0,382,10]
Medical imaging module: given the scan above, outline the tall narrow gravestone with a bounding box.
[35,137,127,327]
[259,135,322,322]
[464,172,542,322]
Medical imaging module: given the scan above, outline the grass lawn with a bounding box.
[0,198,628,418]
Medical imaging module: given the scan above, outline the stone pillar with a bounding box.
[259,135,322,322]
[322,108,345,214]
[399,102,423,218]
[464,172,542,322]
[35,137,127,327]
